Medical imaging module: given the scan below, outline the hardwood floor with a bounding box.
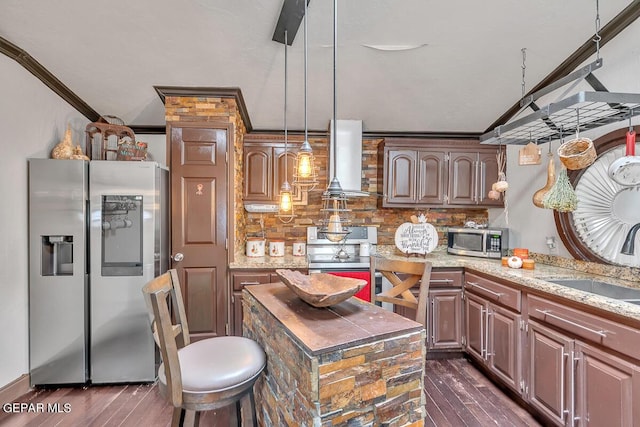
[423,359,542,427]
[0,358,542,427]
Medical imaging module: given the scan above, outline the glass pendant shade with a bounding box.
[319,178,351,242]
[278,181,293,213]
[293,140,318,190]
[297,154,312,177]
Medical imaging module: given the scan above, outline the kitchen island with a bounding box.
[242,282,426,426]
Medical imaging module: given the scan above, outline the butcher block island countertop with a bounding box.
[242,282,426,426]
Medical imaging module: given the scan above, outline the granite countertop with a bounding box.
[231,246,640,322]
[375,246,640,322]
[230,251,308,269]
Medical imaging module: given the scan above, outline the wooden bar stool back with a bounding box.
[371,257,433,327]
[142,269,266,427]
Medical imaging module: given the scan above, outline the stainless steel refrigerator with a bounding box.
[28,159,169,385]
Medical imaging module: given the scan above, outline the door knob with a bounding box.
[172,253,184,262]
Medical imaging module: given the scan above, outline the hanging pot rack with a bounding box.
[480,58,640,146]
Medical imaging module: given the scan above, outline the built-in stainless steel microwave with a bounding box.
[447,227,509,259]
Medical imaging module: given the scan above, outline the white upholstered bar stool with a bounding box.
[142,269,266,427]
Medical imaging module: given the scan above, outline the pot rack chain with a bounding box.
[521,48,527,101]
[594,0,602,60]
[480,0,640,145]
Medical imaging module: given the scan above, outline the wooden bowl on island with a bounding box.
[275,269,366,308]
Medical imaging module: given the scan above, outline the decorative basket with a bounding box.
[557,137,596,170]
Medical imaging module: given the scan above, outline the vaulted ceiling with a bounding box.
[2,0,639,136]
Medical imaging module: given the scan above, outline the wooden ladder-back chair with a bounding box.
[371,257,433,327]
[142,269,266,427]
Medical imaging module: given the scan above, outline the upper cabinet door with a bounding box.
[448,152,477,205]
[477,152,503,207]
[273,146,305,204]
[417,150,446,205]
[385,149,417,205]
[244,146,272,201]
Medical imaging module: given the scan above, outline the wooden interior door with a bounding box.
[169,122,230,340]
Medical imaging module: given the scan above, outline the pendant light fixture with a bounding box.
[319,0,351,243]
[293,0,319,191]
[277,30,295,223]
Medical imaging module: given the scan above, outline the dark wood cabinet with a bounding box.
[244,145,272,201]
[527,320,640,427]
[429,289,463,351]
[380,139,503,208]
[385,149,417,204]
[575,341,639,427]
[477,152,501,206]
[392,269,464,353]
[527,319,572,426]
[526,294,640,426]
[243,137,305,205]
[230,269,307,336]
[385,149,446,205]
[448,151,476,205]
[447,151,502,206]
[464,272,522,393]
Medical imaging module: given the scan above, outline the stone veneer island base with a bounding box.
[242,282,426,426]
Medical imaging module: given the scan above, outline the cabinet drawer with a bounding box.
[232,272,272,290]
[430,270,463,288]
[528,294,640,358]
[465,272,521,312]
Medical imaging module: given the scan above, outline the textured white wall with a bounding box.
[489,20,640,257]
[0,55,89,388]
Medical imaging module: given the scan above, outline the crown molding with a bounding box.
[0,36,101,122]
[154,86,252,132]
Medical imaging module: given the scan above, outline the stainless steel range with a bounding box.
[307,226,378,302]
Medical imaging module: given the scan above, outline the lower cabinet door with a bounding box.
[528,320,573,426]
[575,341,639,427]
[464,292,486,361]
[488,303,521,393]
[429,289,463,350]
[231,272,273,336]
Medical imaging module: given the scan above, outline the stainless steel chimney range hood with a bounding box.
[480,59,640,146]
[329,119,365,196]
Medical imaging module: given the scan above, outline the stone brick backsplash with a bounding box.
[159,99,491,260]
[243,136,489,256]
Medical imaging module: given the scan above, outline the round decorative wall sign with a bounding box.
[394,222,438,255]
